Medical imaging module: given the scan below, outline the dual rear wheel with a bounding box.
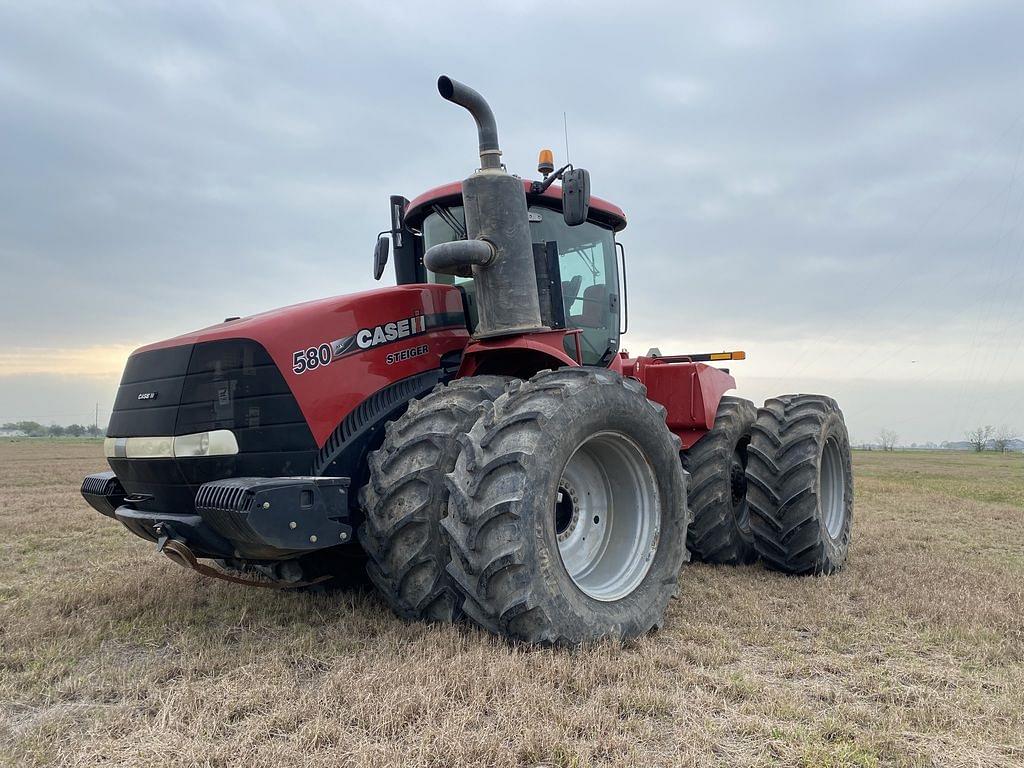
[683,394,854,574]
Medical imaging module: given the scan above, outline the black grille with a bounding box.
[106,339,317,515]
[107,339,314,446]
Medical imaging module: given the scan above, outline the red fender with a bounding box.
[625,356,736,449]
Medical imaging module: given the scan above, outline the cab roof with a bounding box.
[405,179,628,233]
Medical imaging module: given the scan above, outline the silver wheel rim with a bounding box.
[820,436,846,539]
[554,431,660,602]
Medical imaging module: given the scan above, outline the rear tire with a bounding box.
[442,368,689,645]
[358,376,510,622]
[682,396,757,564]
[746,394,854,574]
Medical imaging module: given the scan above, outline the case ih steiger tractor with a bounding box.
[81,76,854,645]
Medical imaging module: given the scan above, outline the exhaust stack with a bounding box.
[437,76,502,170]
[425,76,545,339]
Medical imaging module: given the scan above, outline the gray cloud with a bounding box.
[2,1,1023,442]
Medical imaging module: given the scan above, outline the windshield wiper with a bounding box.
[432,205,467,240]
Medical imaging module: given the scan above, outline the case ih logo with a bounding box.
[291,313,463,376]
[137,392,158,401]
[354,315,428,351]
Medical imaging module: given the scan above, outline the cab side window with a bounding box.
[423,206,479,328]
[529,208,618,365]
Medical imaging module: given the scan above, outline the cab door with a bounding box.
[527,206,621,365]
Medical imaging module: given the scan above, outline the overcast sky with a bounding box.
[2,1,1023,444]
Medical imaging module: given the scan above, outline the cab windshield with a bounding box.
[424,205,619,365]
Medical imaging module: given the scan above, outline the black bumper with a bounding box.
[81,472,353,560]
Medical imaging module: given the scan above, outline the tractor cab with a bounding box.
[378,175,628,366]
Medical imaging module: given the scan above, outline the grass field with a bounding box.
[1,441,1022,767]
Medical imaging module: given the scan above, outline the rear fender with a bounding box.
[629,357,736,449]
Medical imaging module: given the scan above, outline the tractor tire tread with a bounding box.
[681,396,758,564]
[746,394,854,575]
[443,367,689,645]
[358,375,510,622]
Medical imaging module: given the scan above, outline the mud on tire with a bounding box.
[682,396,757,565]
[358,376,510,622]
[442,368,689,645]
[746,394,854,574]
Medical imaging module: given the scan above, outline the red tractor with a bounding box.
[81,77,854,644]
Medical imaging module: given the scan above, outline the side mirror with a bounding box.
[372,233,390,280]
[562,167,591,226]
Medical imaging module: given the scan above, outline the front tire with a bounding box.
[442,368,689,645]
[358,376,510,622]
[746,394,854,574]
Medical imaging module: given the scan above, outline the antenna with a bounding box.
[563,111,571,163]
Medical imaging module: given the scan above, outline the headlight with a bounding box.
[104,430,239,458]
[125,436,173,459]
[173,432,210,457]
[173,430,239,457]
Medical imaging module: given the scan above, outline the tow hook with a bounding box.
[152,523,331,590]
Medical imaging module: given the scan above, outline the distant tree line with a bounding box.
[860,425,1021,453]
[878,429,899,452]
[965,425,1018,453]
[2,421,104,438]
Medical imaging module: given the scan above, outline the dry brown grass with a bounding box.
[1,441,1022,767]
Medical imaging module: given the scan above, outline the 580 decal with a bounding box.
[292,343,333,374]
[290,312,463,376]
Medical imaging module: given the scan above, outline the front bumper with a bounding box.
[81,472,353,560]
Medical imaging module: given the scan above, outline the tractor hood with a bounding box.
[113,284,469,449]
[134,284,464,359]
